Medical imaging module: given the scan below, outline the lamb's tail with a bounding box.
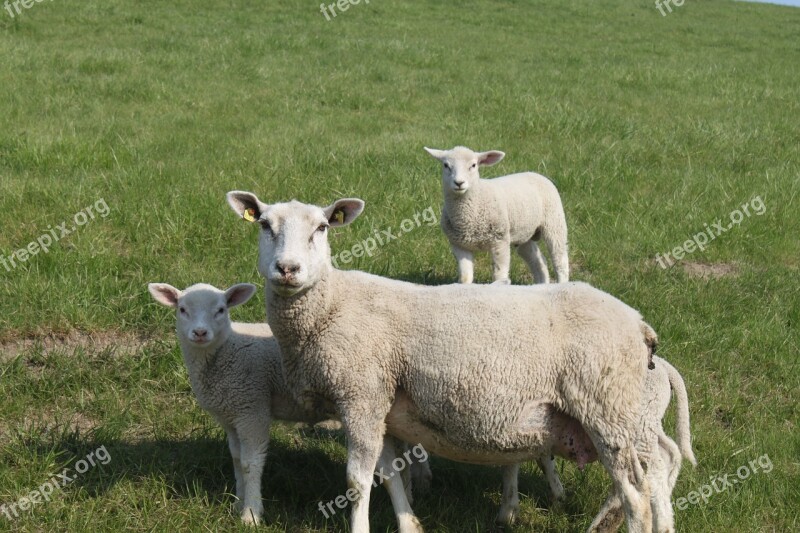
[641,322,658,370]
[664,360,697,467]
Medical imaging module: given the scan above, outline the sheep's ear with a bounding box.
[227,191,269,223]
[423,147,448,161]
[324,198,364,227]
[225,283,257,308]
[477,150,505,166]
[148,283,181,308]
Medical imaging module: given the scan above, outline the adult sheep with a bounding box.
[227,191,657,533]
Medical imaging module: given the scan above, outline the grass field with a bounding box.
[1,0,798,531]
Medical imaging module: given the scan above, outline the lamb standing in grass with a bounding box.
[147,282,430,526]
[227,191,660,533]
[424,146,569,284]
[498,355,697,532]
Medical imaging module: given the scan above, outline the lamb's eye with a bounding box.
[317,224,328,233]
[443,163,451,171]
[179,307,187,314]
[216,307,225,315]
[259,220,273,234]
[470,163,477,169]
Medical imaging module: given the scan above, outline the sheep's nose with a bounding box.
[275,261,301,276]
[454,180,465,187]
[193,328,208,338]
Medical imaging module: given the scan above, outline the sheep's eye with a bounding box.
[443,163,451,170]
[259,220,273,234]
[470,163,477,170]
[317,224,328,233]
[216,307,225,315]
[179,307,186,314]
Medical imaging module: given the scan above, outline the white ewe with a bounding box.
[227,191,660,533]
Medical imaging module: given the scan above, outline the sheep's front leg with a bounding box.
[490,240,512,283]
[237,419,271,526]
[226,431,245,508]
[344,414,386,533]
[451,244,474,284]
[496,463,520,526]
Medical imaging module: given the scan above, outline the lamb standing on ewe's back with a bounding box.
[424,146,569,284]
[147,282,431,526]
[227,190,660,533]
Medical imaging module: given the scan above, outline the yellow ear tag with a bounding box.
[334,209,345,225]
[243,208,256,222]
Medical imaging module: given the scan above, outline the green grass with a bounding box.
[1,0,798,530]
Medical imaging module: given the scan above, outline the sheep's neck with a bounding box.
[444,180,491,228]
[265,272,337,350]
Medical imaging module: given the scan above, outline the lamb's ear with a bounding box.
[423,147,448,161]
[148,283,181,308]
[477,150,505,166]
[324,198,364,227]
[225,283,257,308]
[227,191,269,223]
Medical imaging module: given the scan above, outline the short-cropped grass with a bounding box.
[0,0,798,531]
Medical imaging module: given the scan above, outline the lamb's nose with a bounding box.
[276,261,301,275]
[193,328,208,338]
[454,181,465,187]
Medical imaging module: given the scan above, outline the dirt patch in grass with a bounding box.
[0,330,158,362]
[681,261,739,279]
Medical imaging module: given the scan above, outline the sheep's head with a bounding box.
[148,282,256,349]
[227,191,364,297]
[424,146,505,196]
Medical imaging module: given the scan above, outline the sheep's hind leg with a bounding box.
[517,239,550,283]
[595,443,652,533]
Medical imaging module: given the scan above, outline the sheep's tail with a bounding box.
[641,322,658,370]
[664,360,697,467]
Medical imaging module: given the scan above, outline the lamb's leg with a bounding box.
[408,446,432,496]
[376,437,424,532]
[536,456,564,501]
[489,240,512,283]
[542,229,569,283]
[496,463,520,526]
[650,439,676,533]
[237,421,271,526]
[345,409,421,533]
[658,433,682,493]
[451,244,474,284]
[226,431,245,509]
[517,240,550,284]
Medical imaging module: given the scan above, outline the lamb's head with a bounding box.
[148,282,257,349]
[227,191,364,297]
[424,146,505,196]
